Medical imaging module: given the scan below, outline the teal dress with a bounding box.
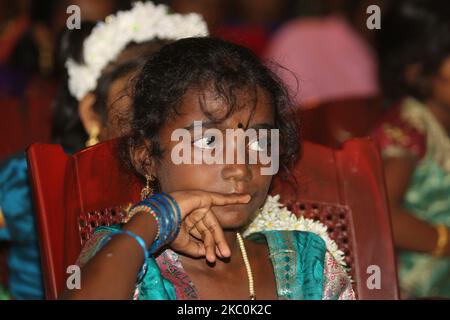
[0,153,44,299]
[78,226,354,300]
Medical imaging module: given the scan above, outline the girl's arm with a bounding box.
[60,191,250,300]
[60,211,157,300]
[384,156,450,255]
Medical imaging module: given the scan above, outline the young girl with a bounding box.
[373,0,450,298]
[65,37,354,300]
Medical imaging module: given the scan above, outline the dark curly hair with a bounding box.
[51,21,95,151]
[122,37,301,185]
[378,0,450,103]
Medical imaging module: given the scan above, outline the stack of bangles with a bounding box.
[98,192,181,283]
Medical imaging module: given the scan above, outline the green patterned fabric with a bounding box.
[79,226,352,299]
[248,231,326,300]
[400,155,450,297]
[137,230,326,300]
[136,258,177,300]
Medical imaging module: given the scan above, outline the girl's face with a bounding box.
[152,86,275,230]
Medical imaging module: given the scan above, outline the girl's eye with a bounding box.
[193,135,216,149]
[248,138,269,152]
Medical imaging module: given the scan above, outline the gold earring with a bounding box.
[85,126,100,147]
[140,174,154,200]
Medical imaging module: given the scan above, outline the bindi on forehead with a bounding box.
[168,86,275,131]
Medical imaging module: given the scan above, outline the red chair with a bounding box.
[271,137,399,299]
[301,96,385,148]
[27,138,399,300]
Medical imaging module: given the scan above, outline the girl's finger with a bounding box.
[184,208,208,240]
[171,229,206,258]
[171,191,251,219]
[215,246,223,258]
[191,210,230,259]
[194,220,217,263]
[188,224,203,241]
[181,240,206,258]
[187,215,227,259]
[206,192,252,208]
[199,211,231,258]
[184,214,200,235]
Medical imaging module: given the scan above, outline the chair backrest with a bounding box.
[27,138,399,300]
[271,137,399,299]
[301,96,385,148]
[27,141,142,299]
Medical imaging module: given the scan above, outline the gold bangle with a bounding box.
[0,207,5,228]
[432,224,449,257]
[123,205,160,240]
[123,205,150,224]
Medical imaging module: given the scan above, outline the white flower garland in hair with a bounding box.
[243,195,348,268]
[66,1,209,100]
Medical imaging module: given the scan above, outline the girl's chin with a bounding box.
[212,206,254,230]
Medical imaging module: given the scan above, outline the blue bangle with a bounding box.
[120,230,147,254]
[129,193,183,256]
[99,230,149,283]
[145,196,174,254]
[161,192,181,232]
[151,194,180,243]
[143,199,171,254]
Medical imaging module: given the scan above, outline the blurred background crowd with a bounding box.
[0,0,386,159]
[1,0,450,300]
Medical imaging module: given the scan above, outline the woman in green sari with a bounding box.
[62,37,354,300]
[373,0,450,298]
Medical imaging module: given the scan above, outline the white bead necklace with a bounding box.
[236,232,256,300]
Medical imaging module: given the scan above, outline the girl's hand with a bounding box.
[167,191,251,263]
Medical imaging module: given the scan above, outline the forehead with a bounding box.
[170,85,275,129]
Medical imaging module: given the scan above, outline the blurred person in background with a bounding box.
[262,0,384,147]
[372,0,450,298]
[263,0,382,109]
